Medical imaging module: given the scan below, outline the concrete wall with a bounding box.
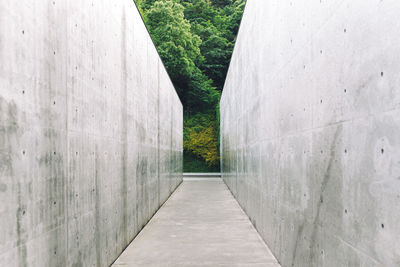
[220,0,400,266]
[0,1,183,266]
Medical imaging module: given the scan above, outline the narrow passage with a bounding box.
[113,177,280,267]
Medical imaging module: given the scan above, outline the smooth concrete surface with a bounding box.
[220,0,400,266]
[0,1,182,266]
[113,180,280,267]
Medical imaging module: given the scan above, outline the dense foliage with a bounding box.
[134,0,245,171]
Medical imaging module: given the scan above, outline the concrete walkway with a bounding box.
[112,179,280,267]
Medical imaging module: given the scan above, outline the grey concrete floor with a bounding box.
[112,179,280,267]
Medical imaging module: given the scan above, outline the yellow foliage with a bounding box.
[184,123,219,167]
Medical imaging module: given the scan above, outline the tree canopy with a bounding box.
[135,0,245,171]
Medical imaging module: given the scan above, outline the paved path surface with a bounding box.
[112,179,280,267]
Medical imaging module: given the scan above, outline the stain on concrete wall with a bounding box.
[220,0,400,266]
[0,1,183,266]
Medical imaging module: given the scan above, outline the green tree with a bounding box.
[134,0,245,171]
[145,0,201,99]
[211,0,233,8]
